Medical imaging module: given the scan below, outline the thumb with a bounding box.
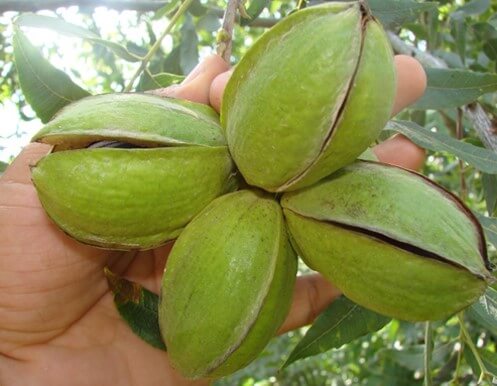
[1,143,51,187]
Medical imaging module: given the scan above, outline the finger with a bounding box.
[391,55,427,116]
[373,134,425,171]
[374,56,427,170]
[278,274,341,335]
[209,70,232,112]
[0,143,52,186]
[150,55,229,105]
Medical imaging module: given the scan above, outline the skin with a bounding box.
[0,54,426,386]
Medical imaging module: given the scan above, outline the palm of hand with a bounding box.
[0,143,207,386]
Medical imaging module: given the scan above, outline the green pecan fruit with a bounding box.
[282,161,493,321]
[31,93,236,250]
[222,2,396,192]
[159,190,297,378]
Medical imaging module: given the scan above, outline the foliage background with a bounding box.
[2,0,497,384]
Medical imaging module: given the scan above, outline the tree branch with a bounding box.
[465,103,497,152]
[388,31,497,153]
[216,0,239,62]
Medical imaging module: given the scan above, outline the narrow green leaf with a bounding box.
[15,13,141,62]
[0,161,8,173]
[413,68,497,110]
[104,268,166,351]
[467,287,497,337]
[153,73,185,87]
[464,348,497,379]
[162,46,182,75]
[463,348,480,379]
[450,18,466,65]
[13,27,90,123]
[457,0,490,17]
[473,213,497,250]
[146,21,157,45]
[472,22,497,41]
[483,39,497,60]
[179,15,199,74]
[368,0,438,30]
[482,174,497,215]
[283,296,390,368]
[387,120,497,174]
[126,42,148,58]
[240,0,269,26]
[196,12,221,32]
[427,8,440,50]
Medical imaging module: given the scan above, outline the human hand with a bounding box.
[0,54,426,386]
